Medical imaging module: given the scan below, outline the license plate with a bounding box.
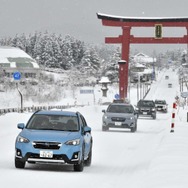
[40,150,53,158]
[143,112,147,115]
[115,122,122,126]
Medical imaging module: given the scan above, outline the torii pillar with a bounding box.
[105,26,131,99]
[121,27,131,99]
[97,13,188,99]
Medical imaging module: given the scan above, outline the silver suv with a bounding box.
[102,102,138,132]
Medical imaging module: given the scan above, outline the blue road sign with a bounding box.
[114,94,120,99]
[13,72,21,80]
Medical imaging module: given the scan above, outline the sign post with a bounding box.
[13,72,23,113]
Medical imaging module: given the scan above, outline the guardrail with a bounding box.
[0,104,84,115]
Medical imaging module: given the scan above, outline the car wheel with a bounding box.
[131,123,137,133]
[84,148,92,166]
[153,115,156,119]
[102,125,109,131]
[74,149,84,172]
[74,159,84,172]
[15,158,25,169]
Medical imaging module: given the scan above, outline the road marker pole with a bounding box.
[170,102,176,133]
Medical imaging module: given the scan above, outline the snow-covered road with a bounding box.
[1,68,188,188]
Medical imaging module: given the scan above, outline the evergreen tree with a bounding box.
[60,35,75,70]
[27,32,40,58]
[51,33,62,68]
[104,47,121,81]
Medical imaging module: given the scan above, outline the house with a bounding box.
[132,52,156,66]
[0,46,40,82]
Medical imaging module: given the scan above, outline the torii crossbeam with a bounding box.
[97,12,188,99]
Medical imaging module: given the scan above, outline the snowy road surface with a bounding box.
[1,69,188,188]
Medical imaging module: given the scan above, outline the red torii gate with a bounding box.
[97,13,188,99]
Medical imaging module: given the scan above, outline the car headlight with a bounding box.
[65,139,80,146]
[152,108,156,111]
[135,107,139,111]
[17,136,30,143]
[127,116,134,120]
[103,115,108,119]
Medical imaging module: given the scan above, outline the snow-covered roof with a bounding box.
[0,46,39,69]
[134,53,149,58]
[143,68,153,74]
[133,53,156,64]
[99,76,111,83]
[133,63,146,68]
[97,12,188,22]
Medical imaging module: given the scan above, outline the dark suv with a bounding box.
[136,100,156,119]
[102,101,138,132]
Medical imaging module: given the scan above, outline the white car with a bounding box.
[155,100,168,113]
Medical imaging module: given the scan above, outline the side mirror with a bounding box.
[102,110,106,113]
[17,123,25,129]
[84,126,91,134]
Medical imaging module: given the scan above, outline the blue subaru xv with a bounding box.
[15,110,93,172]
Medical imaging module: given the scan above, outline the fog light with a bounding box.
[72,152,79,161]
[16,149,22,157]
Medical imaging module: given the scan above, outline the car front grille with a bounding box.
[156,105,163,108]
[33,141,62,150]
[111,117,125,122]
[140,108,150,112]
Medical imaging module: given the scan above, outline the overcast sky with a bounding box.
[1,0,188,54]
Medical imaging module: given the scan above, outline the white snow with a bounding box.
[98,76,111,83]
[0,46,32,59]
[0,68,188,188]
[0,46,40,68]
[97,12,188,20]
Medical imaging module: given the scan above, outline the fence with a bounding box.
[0,104,84,115]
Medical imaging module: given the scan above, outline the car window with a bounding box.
[26,114,79,131]
[107,105,134,113]
[155,100,166,104]
[138,101,155,107]
[79,115,87,128]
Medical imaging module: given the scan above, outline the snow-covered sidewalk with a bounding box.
[142,106,188,188]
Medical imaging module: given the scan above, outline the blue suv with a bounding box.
[15,110,93,172]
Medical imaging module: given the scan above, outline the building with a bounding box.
[0,46,40,82]
[130,53,156,82]
[132,52,156,66]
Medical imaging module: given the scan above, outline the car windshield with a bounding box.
[138,101,155,107]
[26,114,79,131]
[155,100,166,104]
[107,105,134,113]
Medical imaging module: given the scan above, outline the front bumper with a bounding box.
[156,106,167,112]
[103,119,136,129]
[137,109,156,117]
[15,142,82,165]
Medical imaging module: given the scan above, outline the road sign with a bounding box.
[80,89,94,94]
[155,24,162,39]
[114,94,120,99]
[13,72,21,80]
[181,91,188,98]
